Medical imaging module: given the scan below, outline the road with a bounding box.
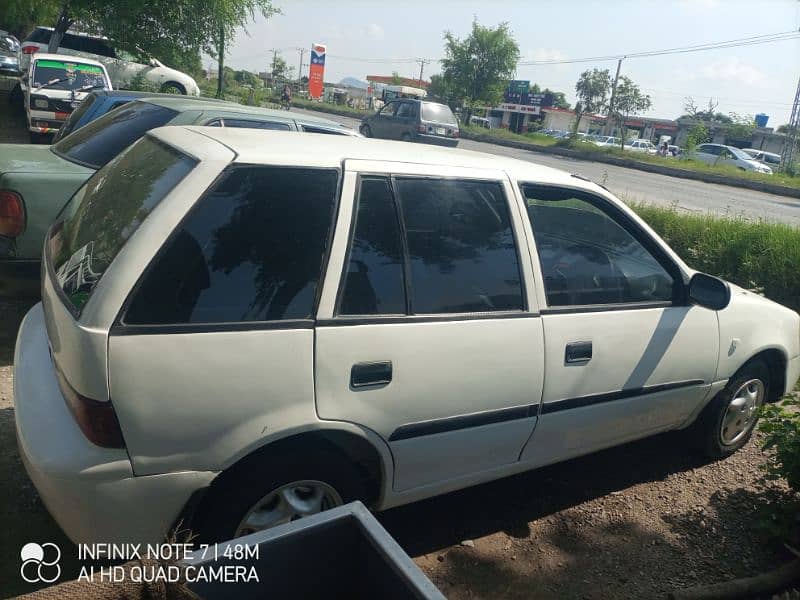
[293,107,800,226]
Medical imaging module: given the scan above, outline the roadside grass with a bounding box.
[464,127,800,190]
[629,202,800,312]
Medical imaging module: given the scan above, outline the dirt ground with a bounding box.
[0,90,795,599]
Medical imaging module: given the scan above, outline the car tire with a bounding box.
[690,358,770,459]
[192,443,368,543]
[401,132,412,142]
[160,81,186,95]
[360,124,372,138]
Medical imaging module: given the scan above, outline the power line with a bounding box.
[518,30,800,65]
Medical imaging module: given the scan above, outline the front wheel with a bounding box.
[160,81,186,95]
[360,124,372,138]
[691,359,769,458]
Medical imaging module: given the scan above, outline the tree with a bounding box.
[542,87,569,109]
[427,73,458,108]
[682,96,731,123]
[390,71,403,85]
[271,54,288,82]
[440,19,519,124]
[0,0,279,97]
[572,68,611,136]
[726,112,755,143]
[609,76,651,149]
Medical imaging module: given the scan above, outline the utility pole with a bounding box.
[416,58,428,87]
[782,73,800,170]
[296,47,306,82]
[270,48,279,82]
[605,57,624,136]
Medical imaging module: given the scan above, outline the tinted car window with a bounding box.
[52,101,178,169]
[49,137,196,314]
[301,125,349,135]
[221,118,292,130]
[522,186,674,307]
[395,103,413,118]
[379,102,398,116]
[420,103,457,125]
[27,28,51,44]
[394,178,523,314]
[125,167,339,325]
[339,178,406,315]
[54,93,97,141]
[698,144,720,156]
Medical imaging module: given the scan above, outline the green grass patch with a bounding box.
[630,202,800,311]
[461,124,558,146]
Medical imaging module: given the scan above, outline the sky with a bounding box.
[216,0,800,126]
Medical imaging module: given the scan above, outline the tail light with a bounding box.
[54,362,126,448]
[0,190,24,237]
[417,124,427,134]
[453,129,460,138]
[22,45,39,55]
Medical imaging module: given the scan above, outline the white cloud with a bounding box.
[697,57,766,86]
[365,23,385,41]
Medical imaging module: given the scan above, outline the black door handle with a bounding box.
[565,341,592,364]
[351,361,393,388]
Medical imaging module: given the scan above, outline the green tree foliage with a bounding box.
[685,123,710,152]
[726,112,755,142]
[427,73,458,107]
[234,69,261,88]
[610,76,651,149]
[572,68,611,136]
[390,71,403,85]
[1,0,278,97]
[271,54,288,82]
[440,19,520,123]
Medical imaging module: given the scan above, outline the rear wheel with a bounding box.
[690,359,769,458]
[193,445,367,542]
[359,124,372,137]
[401,132,412,142]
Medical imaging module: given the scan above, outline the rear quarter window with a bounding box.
[48,137,196,314]
[52,101,178,169]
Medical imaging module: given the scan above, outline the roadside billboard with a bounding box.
[309,43,326,99]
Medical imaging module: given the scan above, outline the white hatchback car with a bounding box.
[624,139,657,153]
[15,128,800,545]
[692,144,773,174]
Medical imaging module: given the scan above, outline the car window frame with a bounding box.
[112,163,343,335]
[519,183,685,314]
[331,173,529,323]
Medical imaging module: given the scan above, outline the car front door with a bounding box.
[372,101,398,138]
[315,161,544,492]
[517,184,719,467]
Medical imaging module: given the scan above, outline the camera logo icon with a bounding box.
[20,542,61,584]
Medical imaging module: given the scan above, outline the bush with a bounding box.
[630,203,800,311]
[761,398,800,492]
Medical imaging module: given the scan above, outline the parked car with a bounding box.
[691,144,773,174]
[0,97,359,296]
[14,127,800,545]
[360,99,459,147]
[624,139,657,153]
[24,53,112,142]
[593,135,620,147]
[468,116,492,129]
[741,148,782,169]
[53,90,227,142]
[0,30,20,76]
[19,26,200,96]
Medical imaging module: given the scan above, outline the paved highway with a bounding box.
[293,107,800,226]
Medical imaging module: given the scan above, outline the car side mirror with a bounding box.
[688,273,730,310]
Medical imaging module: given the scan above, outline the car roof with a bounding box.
[153,126,580,186]
[141,96,346,126]
[32,52,105,67]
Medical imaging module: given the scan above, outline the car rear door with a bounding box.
[315,160,544,493]
[516,184,718,467]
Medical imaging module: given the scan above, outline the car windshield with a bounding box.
[727,147,751,160]
[32,59,107,91]
[48,136,196,314]
[52,100,178,169]
[54,94,97,141]
[421,102,458,125]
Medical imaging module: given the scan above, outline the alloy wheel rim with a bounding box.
[235,480,343,537]
[719,378,764,446]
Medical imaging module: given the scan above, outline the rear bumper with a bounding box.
[416,133,459,147]
[0,259,40,297]
[14,303,216,544]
